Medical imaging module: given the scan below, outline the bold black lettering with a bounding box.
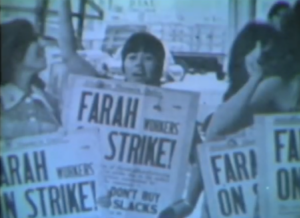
[36,187,47,216]
[88,93,99,123]
[127,134,141,164]
[224,154,237,182]
[99,94,113,124]
[124,98,139,128]
[49,186,62,216]
[218,189,231,216]
[118,132,130,162]
[8,155,21,186]
[139,136,147,164]
[275,129,287,163]
[25,189,38,218]
[250,149,257,178]
[105,132,117,160]
[277,169,289,200]
[66,184,80,213]
[292,167,300,199]
[78,182,93,212]
[0,192,17,218]
[253,183,258,195]
[145,137,157,166]
[78,91,92,121]
[0,157,9,186]
[24,153,35,184]
[231,186,246,214]
[60,185,68,214]
[112,97,123,126]
[113,199,123,209]
[288,130,300,162]
[156,138,167,168]
[233,152,249,180]
[211,155,222,185]
[34,151,48,182]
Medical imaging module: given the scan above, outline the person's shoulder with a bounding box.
[254,76,284,97]
[259,76,283,89]
[243,21,276,33]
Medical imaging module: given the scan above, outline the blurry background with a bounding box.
[1,0,295,81]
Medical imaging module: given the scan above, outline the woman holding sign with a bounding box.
[159,1,300,218]
[1,19,61,139]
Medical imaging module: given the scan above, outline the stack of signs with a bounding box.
[199,127,258,218]
[0,130,101,218]
[255,113,300,218]
[63,74,200,218]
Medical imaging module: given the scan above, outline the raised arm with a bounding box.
[58,0,77,57]
[58,0,98,76]
[206,42,269,139]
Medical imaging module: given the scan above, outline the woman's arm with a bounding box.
[58,0,98,77]
[58,0,76,57]
[207,75,282,140]
[206,42,267,139]
[206,75,262,139]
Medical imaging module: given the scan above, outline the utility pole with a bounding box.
[34,0,49,35]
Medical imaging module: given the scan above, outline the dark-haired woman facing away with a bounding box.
[1,20,61,139]
[158,2,299,218]
[206,12,300,139]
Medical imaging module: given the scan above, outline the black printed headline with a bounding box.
[0,150,97,218]
[77,91,179,169]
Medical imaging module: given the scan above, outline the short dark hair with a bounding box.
[121,32,165,83]
[268,1,290,19]
[1,19,45,88]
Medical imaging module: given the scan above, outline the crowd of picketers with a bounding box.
[1,0,300,217]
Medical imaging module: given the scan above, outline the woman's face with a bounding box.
[21,38,46,73]
[123,50,158,85]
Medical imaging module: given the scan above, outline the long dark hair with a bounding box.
[223,1,295,101]
[223,22,279,101]
[1,19,45,89]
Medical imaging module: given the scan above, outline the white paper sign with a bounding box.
[1,130,101,218]
[63,74,200,218]
[255,113,300,218]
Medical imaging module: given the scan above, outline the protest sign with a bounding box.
[0,130,101,218]
[199,128,258,218]
[63,74,200,217]
[255,113,300,218]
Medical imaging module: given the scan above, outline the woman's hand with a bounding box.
[245,41,264,80]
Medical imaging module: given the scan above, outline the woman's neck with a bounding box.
[12,68,35,93]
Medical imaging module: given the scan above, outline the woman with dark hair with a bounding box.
[1,19,61,139]
[58,0,165,86]
[223,1,291,102]
[207,28,300,139]
[159,1,298,218]
[121,32,165,86]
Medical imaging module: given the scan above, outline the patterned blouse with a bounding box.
[1,84,61,139]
